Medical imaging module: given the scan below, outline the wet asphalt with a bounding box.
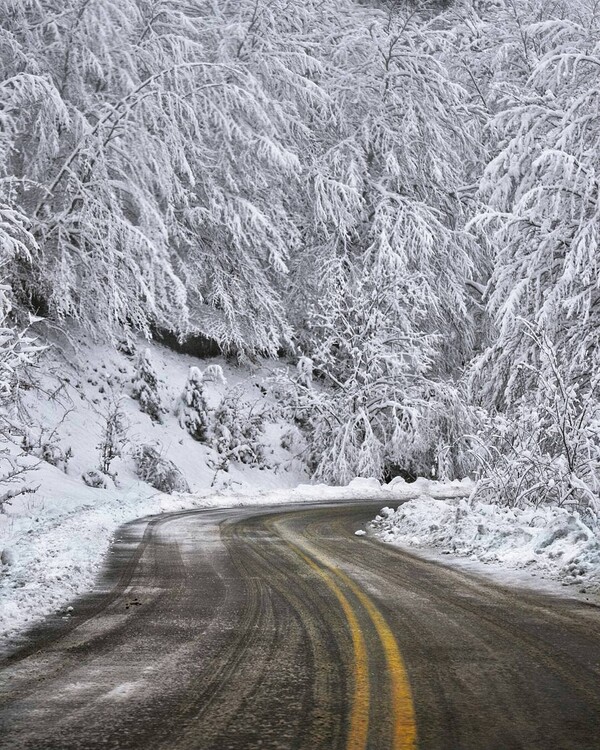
[1,502,600,749]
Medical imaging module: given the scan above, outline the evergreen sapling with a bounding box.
[132,349,163,423]
[177,366,210,442]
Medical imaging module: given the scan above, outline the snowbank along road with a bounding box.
[1,502,600,749]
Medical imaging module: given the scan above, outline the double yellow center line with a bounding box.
[271,519,417,750]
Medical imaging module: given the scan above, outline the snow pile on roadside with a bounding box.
[0,474,471,645]
[248,476,474,505]
[370,495,600,590]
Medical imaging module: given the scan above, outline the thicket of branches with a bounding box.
[2,0,599,506]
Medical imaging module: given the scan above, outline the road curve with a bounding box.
[2,502,600,750]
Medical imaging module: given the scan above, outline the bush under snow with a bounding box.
[131,444,190,494]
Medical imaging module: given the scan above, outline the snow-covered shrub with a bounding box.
[176,365,225,442]
[116,335,136,358]
[213,389,266,468]
[0,450,38,510]
[1,547,16,567]
[39,442,72,472]
[177,367,209,442]
[131,444,189,494]
[296,357,313,389]
[280,426,307,457]
[201,365,226,385]
[21,417,73,473]
[81,469,108,489]
[131,349,164,423]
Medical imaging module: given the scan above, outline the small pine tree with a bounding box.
[131,349,163,423]
[177,367,210,442]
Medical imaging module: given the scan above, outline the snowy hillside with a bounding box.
[15,334,308,495]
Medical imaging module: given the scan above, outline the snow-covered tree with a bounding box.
[284,2,483,481]
[7,0,599,501]
[472,324,600,518]
[0,210,44,507]
[177,367,210,442]
[454,0,600,511]
[131,443,189,494]
[0,0,322,352]
[288,264,479,482]
[98,397,128,477]
[471,0,600,409]
[131,348,163,422]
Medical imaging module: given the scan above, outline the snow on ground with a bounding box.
[1,444,470,646]
[369,494,600,596]
[0,333,473,646]
[0,333,309,644]
[10,332,594,647]
[0,477,318,647]
[14,331,309,495]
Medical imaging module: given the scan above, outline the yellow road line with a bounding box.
[292,545,370,750]
[271,517,417,750]
[339,571,417,750]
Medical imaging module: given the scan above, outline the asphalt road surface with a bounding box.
[2,502,600,750]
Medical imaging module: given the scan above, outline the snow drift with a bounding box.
[370,495,600,591]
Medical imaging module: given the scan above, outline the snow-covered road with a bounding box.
[2,501,600,749]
